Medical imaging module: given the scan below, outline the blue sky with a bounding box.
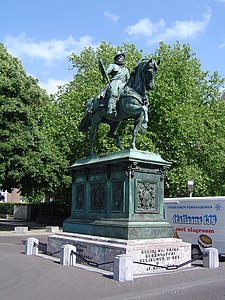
[1,0,225,94]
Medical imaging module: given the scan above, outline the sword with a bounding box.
[98,57,111,88]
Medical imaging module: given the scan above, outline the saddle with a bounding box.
[121,86,148,106]
[98,85,148,108]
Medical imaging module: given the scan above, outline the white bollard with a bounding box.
[45,226,59,233]
[60,244,77,266]
[25,237,39,255]
[203,247,219,268]
[113,254,133,282]
[15,227,28,234]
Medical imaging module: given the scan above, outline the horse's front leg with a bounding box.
[131,114,144,150]
[89,127,95,157]
[141,105,149,130]
[131,127,138,150]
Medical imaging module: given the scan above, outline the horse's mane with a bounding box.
[126,67,136,87]
[126,59,148,89]
[126,62,140,88]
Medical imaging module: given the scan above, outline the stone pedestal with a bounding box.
[63,150,174,240]
[50,150,192,275]
[47,233,191,274]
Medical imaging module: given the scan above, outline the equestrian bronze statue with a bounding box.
[79,57,160,157]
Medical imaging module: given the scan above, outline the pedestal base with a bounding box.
[63,218,174,240]
[48,233,191,274]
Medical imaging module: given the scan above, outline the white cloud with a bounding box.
[218,42,225,48]
[4,34,98,65]
[104,10,119,22]
[125,7,211,45]
[39,78,68,94]
[3,33,100,95]
[125,18,165,37]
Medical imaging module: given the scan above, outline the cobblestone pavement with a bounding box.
[0,224,225,300]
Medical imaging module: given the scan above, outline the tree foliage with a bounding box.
[149,42,225,196]
[0,43,69,198]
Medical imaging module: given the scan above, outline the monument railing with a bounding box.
[33,242,61,256]
[71,250,114,268]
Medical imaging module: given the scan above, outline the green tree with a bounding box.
[149,42,225,197]
[0,43,69,198]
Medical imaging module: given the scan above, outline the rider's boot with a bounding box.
[107,96,117,116]
[98,85,108,107]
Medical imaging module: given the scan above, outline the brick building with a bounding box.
[0,189,21,203]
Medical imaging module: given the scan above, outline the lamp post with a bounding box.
[188,180,194,198]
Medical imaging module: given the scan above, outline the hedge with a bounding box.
[0,202,16,215]
[0,202,71,225]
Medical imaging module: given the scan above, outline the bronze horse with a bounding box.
[78,58,159,156]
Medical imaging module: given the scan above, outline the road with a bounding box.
[0,223,225,299]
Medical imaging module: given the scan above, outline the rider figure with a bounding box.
[99,51,130,116]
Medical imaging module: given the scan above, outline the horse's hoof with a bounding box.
[131,144,137,150]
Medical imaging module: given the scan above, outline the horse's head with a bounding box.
[127,58,159,96]
[142,58,160,91]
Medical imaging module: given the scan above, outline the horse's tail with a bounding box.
[78,98,94,132]
[78,114,91,132]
